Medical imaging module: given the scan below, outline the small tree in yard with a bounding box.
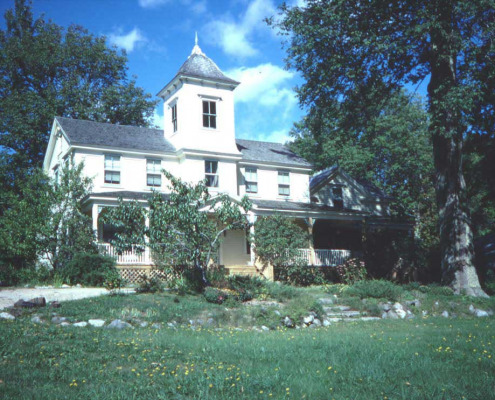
[149,171,252,290]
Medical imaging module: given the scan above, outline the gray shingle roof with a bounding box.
[251,199,364,214]
[176,52,239,85]
[236,139,312,168]
[56,117,175,153]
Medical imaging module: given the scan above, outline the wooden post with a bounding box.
[306,217,315,266]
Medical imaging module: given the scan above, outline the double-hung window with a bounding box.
[147,159,161,187]
[104,154,120,184]
[171,104,178,132]
[205,160,219,187]
[245,167,258,193]
[202,100,216,129]
[278,171,290,196]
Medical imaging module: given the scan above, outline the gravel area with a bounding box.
[0,287,133,310]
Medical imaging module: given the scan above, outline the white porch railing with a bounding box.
[295,249,352,267]
[97,243,151,265]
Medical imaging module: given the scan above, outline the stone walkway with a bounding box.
[0,287,133,310]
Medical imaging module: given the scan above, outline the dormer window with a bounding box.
[205,160,219,187]
[171,104,178,132]
[202,100,216,129]
[245,167,258,193]
[332,186,344,209]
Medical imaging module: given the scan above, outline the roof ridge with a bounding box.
[236,138,289,146]
[56,116,161,131]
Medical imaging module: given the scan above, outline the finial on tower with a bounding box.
[191,32,204,56]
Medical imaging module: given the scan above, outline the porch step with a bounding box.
[325,310,362,318]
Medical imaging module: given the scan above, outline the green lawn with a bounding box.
[1,293,494,399]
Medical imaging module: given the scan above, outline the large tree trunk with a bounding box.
[428,4,487,297]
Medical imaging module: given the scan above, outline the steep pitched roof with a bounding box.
[310,166,391,200]
[56,117,175,153]
[176,52,239,85]
[236,139,312,168]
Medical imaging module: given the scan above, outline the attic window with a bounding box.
[332,186,344,209]
[202,100,216,129]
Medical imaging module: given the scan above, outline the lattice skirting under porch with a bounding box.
[117,266,177,284]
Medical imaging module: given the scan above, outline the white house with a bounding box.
[43,40,407,281]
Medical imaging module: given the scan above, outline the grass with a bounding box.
[1,290,494,399]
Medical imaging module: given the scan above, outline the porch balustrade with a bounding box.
[97,243,351,267]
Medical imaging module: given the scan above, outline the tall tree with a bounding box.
[0,0,158,172]
[271,0,494,296]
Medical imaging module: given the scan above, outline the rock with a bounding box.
[106,319,133,330]
[167,322,177,329]
[15,297,47,308]
[88,319,106,327]
[312,318,322,327]
[195,318,205,326]
[322,319,332,327]
[422,310,428,317]
[406,310,415,319]
[393,302,404,311]
[380,303,392,312]
[31,315,43,324]
[386,310,399,319]
[434,301,440,308]
[51,316,67,324]
[359,317,381,321]
[139,321,148,328]
[318,298,334,305]
[76,284,82,288]
[151,323,162,330]
[0,312,15,320]
[474,309,489,318]
[62,284,70,288]
[73,321,88,327]
[468,304,476,313]
[441,310,449,318]
[381,312,388,319]
[274,310,281,316]
[303,315,314,325]
[261,325,270,331]
[50,301,61,308]
[206,318,215,326]
[396,309,407,319]
[60,322,71,327]
[283,316,295,328]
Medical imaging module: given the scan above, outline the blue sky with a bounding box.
[1,0,306,143]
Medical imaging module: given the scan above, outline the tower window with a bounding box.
[171,104,178,132]
[202,100,216,129]
[205,160,219,187]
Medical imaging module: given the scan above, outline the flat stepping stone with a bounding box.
[325,310,362,318]
[323,305,351,312]
[88,319,106,327]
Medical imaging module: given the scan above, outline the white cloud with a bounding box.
[205,0,276,58]
[226,63,296,108]
[108,28,146,53]
[138,0,169,8]
[152,109,164,129]
[263,129,292,144]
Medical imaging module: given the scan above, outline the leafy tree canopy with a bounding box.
[0,0,158,172]
[271,0,494,296]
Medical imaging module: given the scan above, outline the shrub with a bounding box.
[427,284,455,296]
[276,265,325,286]
[62,253,118,286]
[262,281,299,301]
[284,295,324,322]
[136,276,164,293]
[346,279,404,301]
[204,287,228,304]
[402,282,421,291]
[227,275,265,295]
[335,258,367,284]
[207,265,230,288]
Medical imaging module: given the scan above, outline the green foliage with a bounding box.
[417,284,455,296]
[254,215,310,271]
[346,280,404,301]
[284,295,324,322]
[275,265,325,286]
[0,0,158,172]
[136,276,165,294]
[61,252,118,287]
[335,258,367,284]
[271,0,494,292]
[206,265,230,288]
[203,287,228,304]
[99,198,147,253]
[148,170,251,289]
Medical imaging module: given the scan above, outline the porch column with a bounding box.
[306,217,315,266]
[248,213,257,266]
[91,204,99,240]
[144,212,150,264]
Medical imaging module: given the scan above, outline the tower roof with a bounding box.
[158,37,239,96]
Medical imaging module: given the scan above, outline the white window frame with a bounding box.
[245,167,258,194]
[104,154,121,185]
[202,100,217,129]
[278,171,290,196]
[205,160,219,188]
[146,159,161,188]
